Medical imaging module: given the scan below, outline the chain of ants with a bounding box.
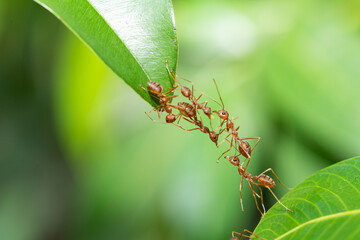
[141,66,293,239]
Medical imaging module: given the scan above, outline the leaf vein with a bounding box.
[274,209,360,240]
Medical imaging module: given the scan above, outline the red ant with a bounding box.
[142,81,218,145]
[230,230,267,240]
[226,155,293,216]
[207,79,260,163]
[140,81,178,123]
[211,80,262,202]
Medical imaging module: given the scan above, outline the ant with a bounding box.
[226,155,293,216]
[208,79,260,163]
[140,81,178,122]
[230,230,267,240]
[142,81,217,144]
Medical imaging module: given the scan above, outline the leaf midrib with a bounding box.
[274,209,360,240]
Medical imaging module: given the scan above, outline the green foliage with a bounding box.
[34,0,178,107]
[254,157,360,239]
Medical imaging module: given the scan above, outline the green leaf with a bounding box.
[253,157,360,240]
[34,0,178,107]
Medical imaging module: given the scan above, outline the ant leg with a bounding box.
[163,86,178,95]
[259,168,292,190]
[240,158,251,197]
[196,93,203,102]
[232,231,243,239]
[145,112,166,124]
[140,84,147,91]
[214,119,226,132]
[176,115,182,124]
[232,230,252,239]
[217,137,234,163]
[217,133,231,147]
[266,187,293,212]
[254,184,266,215]
[172,123,201,132]
[239,137,261,153]
[248,181,264,217]
[239,177,244,211]
[165,61,177,80]
[163,94,178,99]
[180,116,196,124]
[233,230,264,240]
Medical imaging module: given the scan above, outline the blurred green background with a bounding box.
[1,0,359,239]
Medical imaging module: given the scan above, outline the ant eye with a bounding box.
[222,112,225,115]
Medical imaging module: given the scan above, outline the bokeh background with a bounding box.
[1,0,360,239]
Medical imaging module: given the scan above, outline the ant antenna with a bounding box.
[212,78,225,109]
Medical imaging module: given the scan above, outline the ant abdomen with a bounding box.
[180,86,192,98]
[178,102,197,118]
[258,174,275,188]
[239,141,251,158]
[147,81,163,95]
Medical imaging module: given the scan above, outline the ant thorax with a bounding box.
[231,129,238,138]
[226,119,234,130]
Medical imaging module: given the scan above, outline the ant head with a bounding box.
[213,109,229,120]
[166,114,176,123]
[225,156,240,166]
[209,131,219,145]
